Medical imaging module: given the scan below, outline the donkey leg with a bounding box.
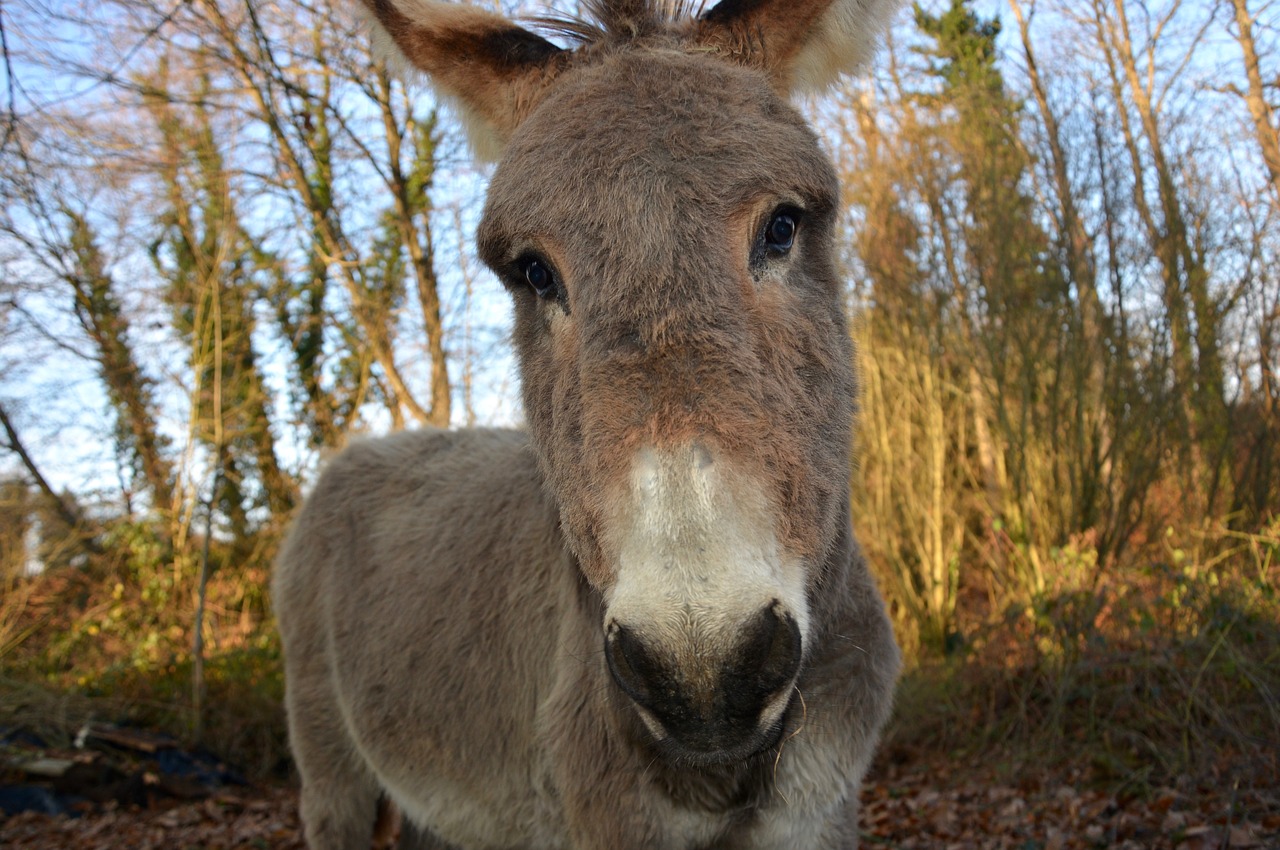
[396,818,462,850]
[288,681,382,850]
[299,777,380,850]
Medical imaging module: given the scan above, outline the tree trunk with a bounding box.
[64,213,177,520]
[375,71,451,428]
[1229,0,1280,200]
[199,0,435,427]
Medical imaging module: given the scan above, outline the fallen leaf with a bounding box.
[1229,824,1262,847]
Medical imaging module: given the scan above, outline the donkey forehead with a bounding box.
[479,48,837,256]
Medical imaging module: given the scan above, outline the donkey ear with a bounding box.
[694,0,903,94]
[359,0,565,160]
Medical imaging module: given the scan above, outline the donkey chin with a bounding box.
[600,446,810,767]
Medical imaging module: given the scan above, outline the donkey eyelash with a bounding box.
[750,205,805,270]
[506,252,574,314]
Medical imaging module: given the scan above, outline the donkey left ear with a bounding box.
[693,0,904,94]
[358,0,566,161]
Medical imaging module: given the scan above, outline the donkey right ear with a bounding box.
[359,0,565,161]
[694,0,903,95]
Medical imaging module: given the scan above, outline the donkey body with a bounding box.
[274,2,902,848]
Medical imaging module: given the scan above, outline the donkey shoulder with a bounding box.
[275,427,551,602]
[303,427,538,520]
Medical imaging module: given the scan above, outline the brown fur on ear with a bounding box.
[360,0,566,160]
[692,0,903,93]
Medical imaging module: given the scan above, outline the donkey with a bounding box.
[273,1,903,847]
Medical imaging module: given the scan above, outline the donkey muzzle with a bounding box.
[604,602,802,761]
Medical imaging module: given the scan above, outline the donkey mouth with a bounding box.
[643,689,798,768]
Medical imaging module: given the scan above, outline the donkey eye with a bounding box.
[765,210,798,254]
[517,255,558,299]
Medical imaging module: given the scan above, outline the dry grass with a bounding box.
[0,549,289,782]
[1,507,1275,794]
[879,523,1280,796]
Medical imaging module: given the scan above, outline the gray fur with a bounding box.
[274,2,903,848]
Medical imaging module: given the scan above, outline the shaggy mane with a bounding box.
[531,0,711,44]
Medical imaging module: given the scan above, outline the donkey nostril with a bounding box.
[739,602,802,699]
[604,623,663,709]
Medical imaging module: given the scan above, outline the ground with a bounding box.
[3,757,1278,850]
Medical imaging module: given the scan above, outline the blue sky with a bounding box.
[0,0,1272,510]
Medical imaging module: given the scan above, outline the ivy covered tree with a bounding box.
[146,66,295,545]
[65,213,177,523]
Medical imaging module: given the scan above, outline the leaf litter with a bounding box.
[3,759,1277,849]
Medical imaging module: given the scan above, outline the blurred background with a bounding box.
[0,0,1276,817]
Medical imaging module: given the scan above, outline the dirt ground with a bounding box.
[3,759,1278,850]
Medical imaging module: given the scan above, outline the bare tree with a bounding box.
[1088,0,1228,509]
[1227,0,1280,201]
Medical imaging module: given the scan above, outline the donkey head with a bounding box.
[365,0,899,765]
